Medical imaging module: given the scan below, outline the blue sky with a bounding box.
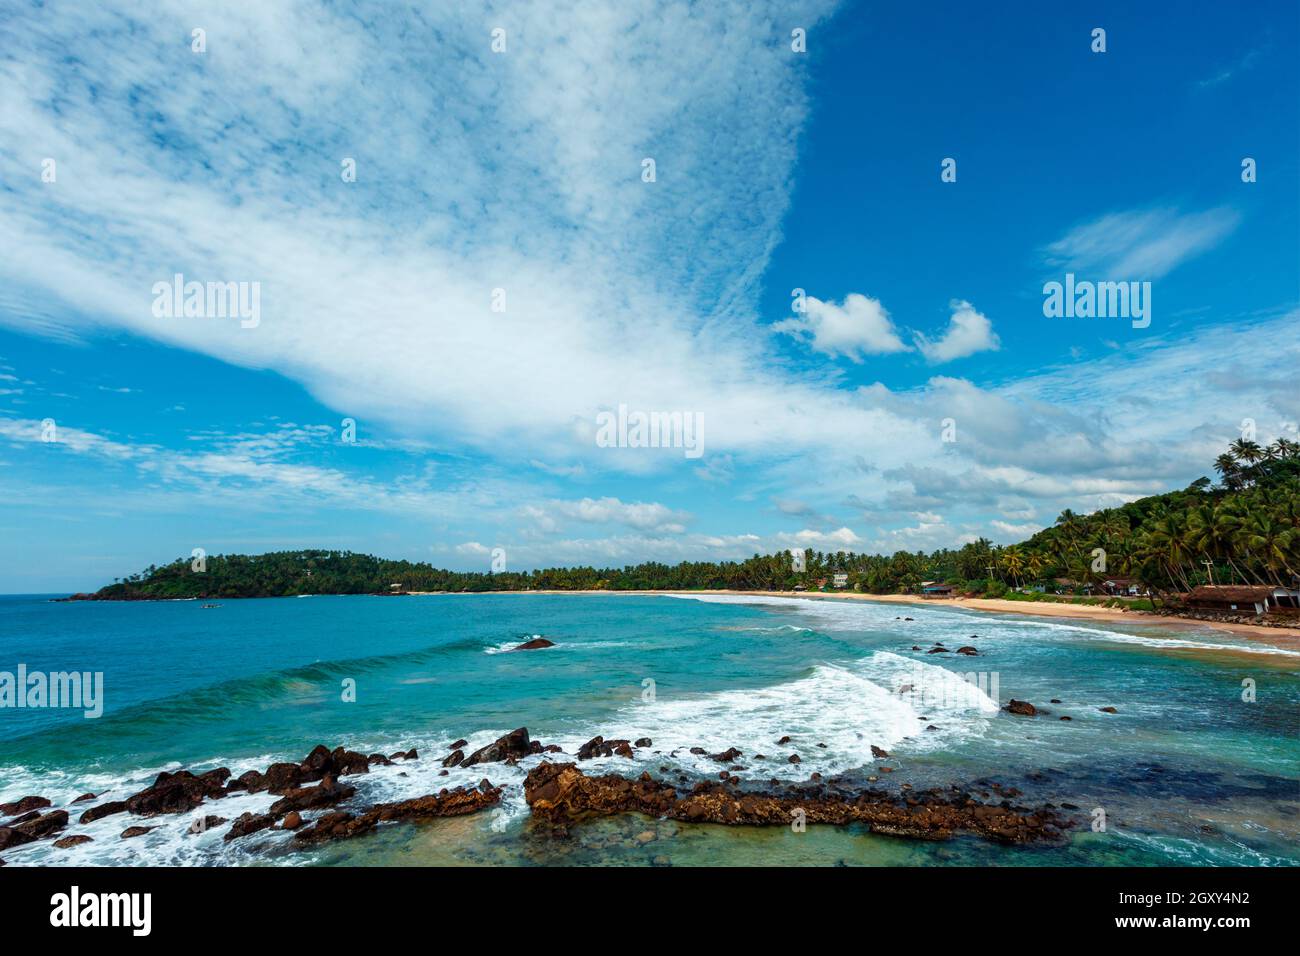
[1,0,1297,593]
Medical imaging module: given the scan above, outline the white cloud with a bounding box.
[773,293,910,361]
[542,497,691,534]
[1044,206,1240,279]
[913,300,1000,363]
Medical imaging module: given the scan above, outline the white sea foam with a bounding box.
[669,592,1300,658]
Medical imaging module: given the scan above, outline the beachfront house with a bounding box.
[832,573,848,588]
[1186,584,1300,616]
[1100,577,1143,597]
[921,582,955,598]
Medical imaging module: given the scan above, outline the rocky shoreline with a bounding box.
[0,724,1083,865]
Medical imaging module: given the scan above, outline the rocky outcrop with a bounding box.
[236,744,372,795]
[268,776,355,817]
[0,810,69,850]
[120,825,156,839]
[124,768,231,816]
[53,834,93,849]
[523,764,1071,845]
[79,800,127,824]
[1005,699,1038,716]
[955,646,978,656]
[0,795,50,817]
[224,812,277,842]
[462,727,533,766]
[294,781,503,844]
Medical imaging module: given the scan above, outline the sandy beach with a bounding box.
[428,587,1300,650]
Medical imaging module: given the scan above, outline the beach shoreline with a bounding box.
[422,588,1300,649]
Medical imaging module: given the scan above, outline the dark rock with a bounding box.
[442,749,465,768]
[1099,706,1118,714]
[368,753,392,766]
[787,754,801,764]
[121,825,156,839]
[124,768,230,816]
[329,747,371,776]
[403,748,418,760]
[956,646,978,656]
[523,763,1072,845]
[294,783,503,844]
[281,811,303,830]
[1005,699,1038,717]
[53,835,93,849]
[79,800,128,824]
[224,812,277,842]
[513,637,555,650]
[0,795,50,817]
[1050,699,1062,704]
[71,792,97,804]
[871,746,890,759]
[268,777,355,817]
[1059,716,1072,721]
[776,736,792,745]
[634,737,652,748]
[449,739,468,749]
[927,647,950,654]
[0,810,68,850]
[709,747,742,763]
[463,728,531,767]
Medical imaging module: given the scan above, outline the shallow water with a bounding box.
[1,592,1296,866]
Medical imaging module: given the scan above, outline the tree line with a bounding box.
[81,439,1298,602]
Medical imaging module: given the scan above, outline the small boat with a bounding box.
[201,603,221,609]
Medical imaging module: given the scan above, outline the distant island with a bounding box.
[68,440,1299,622]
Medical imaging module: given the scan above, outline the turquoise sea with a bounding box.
[1,592,1297,866]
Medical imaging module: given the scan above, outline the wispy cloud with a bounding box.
[1043,206,1240,279]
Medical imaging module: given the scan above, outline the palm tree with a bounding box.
[1230,438,1264,464]
[1214,453,1242,490]
[1002,546,1025,588]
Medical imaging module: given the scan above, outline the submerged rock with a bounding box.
[523,763,1072,845]
[294,781,503,844]
[513,637,556,650]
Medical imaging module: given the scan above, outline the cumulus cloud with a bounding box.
[913,300,1000,363]
[772,293,910,361]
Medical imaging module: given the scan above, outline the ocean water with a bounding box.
[1,592,1297,867]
